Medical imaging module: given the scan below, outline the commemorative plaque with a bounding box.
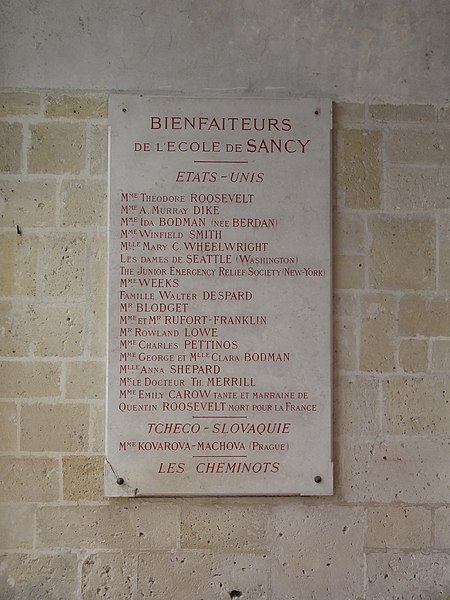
[105,95,332,496]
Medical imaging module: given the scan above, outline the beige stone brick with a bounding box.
[0,361,60,398]
[438,104,450,123]
[21,403,89,452]
[341,129,381,209]
[41,233,86,297]
[432,340,450,371]
[334,375,379,437]
[88,234,107,356]
[385,129,450,163]
[386,165,450,210]
[438,214,450,291]
[0,122,22,172]
[90,124,108,175]
[29,123,86,174]
[334,292,358,318]
[268,505,364,599]
[0,504,34,549]
[0,91,40,115]
[45,94,108,119]
[333,319,357,370]
[137,551,269,600]
[398,338,428,372]
[399,295,450,337]
[434,507,450,549]
[66,361,105,399]
[0,456,59,501]
[37,503,178,549]
[334,255,365,289]
[0,553,77,598]
[383,376,450,435]
[369,104,435,123]
[91,402,105,452]
[369,216,435,290]
[1,303,84,357]
[333,102,365,127]
[0,179,57,227]
[333,212,365,254]
[0,401,17,450]
[61,180,107,226]
[366,553,450,600]
[63,455,104,501]
[360,294,396,372]
[367,506,432,549]
[181,504,268,550]
[82,552,135,600]
[337,438,450,503]
[0,232,39,296]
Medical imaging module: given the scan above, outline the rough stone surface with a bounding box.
[0,233,39,296]
[0,180,56,227]
[386,166,450,210]
[41,233,86,297]
[399,295,450,337]
[333,319,357,371]
[0,504,34,549]
[0,553,78,599]
[398,338,428,372]
[0,122,22,172]
[366,506,432,549]
[369,103,435,122]
[0,361,60,398]
[45,94,108,118]
[65,361,105,399]
[0,456,59,501]
[333,375,379,437]
[434,507,450,549]
[60,179,107,226]
[90,124,108,175]
[432,339,450,371]
[63,455,104,500]
[0,401,17,450]
[334,212,365,255]
[0,91,40,115]
[81,552,135,600]
[369,216,435,290]
[438,214,450,290]
[341,129,381,209]
[333,102,365,126]
[29,123,86,174]
[366,553,450,600]
[334,255,365,289]
[360,294,396,372]
[385,129,450,163]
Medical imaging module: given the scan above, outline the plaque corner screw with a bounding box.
[314,109,320,116]
[122,107,127,113]
[314,475,322,483]
[116,477,125,485]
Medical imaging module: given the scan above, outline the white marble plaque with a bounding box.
[106,95,333,496]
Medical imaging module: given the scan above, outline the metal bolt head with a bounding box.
[116,477,125,485]
[314,475,322,483]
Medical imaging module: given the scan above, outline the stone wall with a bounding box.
[0,91,448,598]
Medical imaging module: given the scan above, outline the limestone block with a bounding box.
[45,94,108,119]
[366,506,432,549]
[63,455,104,501]
[333,212,365,254]
[333,319,357,371]
[341,129,381,209]
[90,124,108,175]
[434,507,450,549]
[87,233,107,356]
[0,504,34,549]
[334,292,358,318]
[369,104,435,122]
[0,180,56,226]
[0,401,17,450]
[81,552,135,600]
[37,503,178,549]
[398,338,428,372]
[61,180,107,226]
[90,402,105,452]
[399,295,450,337]
[432,340,450,371]
[0,361,60,398]
[369,215,435,290]
[333,375,379,437]
[180,503,269,550]
[0,232,39,296]
[386,166,450,210]
[0,122,22,172]
[268,505,365,599]
[333,103,365,127]
[0,553,77,599]
[360,294,396,372]
[438,215,450,291]
[334,255,365,289]
[0,91,40,115]
[367,552,450,600]
[438,104,450,123]
[65,361,105,399]
[1,303,84,357]
[0,457,59,501]
[337,438,450,503]
[29,123,85,174]
[383,375,449,435]
[137,551,269,600]
[21,403,89,452]
[41,233,86,297]
[385,129,450,163]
